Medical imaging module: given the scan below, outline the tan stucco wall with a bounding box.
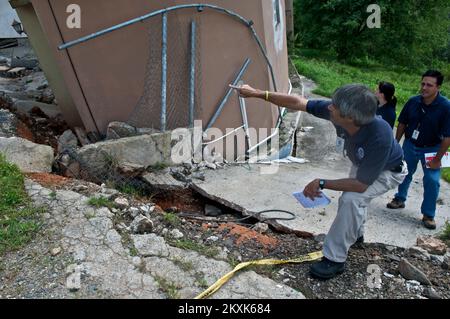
[14,0,289,144]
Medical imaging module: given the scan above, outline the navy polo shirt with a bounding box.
[376,101,396,129]
[398,93,450,147]
[306,100,404,185]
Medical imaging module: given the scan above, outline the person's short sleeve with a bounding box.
[306,100,332,121]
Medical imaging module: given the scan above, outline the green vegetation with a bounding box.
[149,162,168,171]
[171,239,219,258]
[87,196,116,209]
[154,275,181,299]
[0,155,42,255]
[438,220,450,246]
[292,49,450,115]
[171,258,194,272]
[163,212,181,227]
[293,0,450,68]
[117,184,144,197]
[443,169,450,184]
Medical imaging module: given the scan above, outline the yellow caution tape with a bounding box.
[195,251,323,299]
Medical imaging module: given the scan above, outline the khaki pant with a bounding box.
[323,162,408,262]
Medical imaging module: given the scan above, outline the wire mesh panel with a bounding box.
[128,13,202,131]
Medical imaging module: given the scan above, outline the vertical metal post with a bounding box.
[161,13,168,132]
[189,20,196,128]
[205,58,251,130]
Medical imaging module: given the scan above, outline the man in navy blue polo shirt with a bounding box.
[231,83,407,279]
[387,70,450,230]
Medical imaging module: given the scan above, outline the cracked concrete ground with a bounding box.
[192,112,450,249]
[0,179,304,299]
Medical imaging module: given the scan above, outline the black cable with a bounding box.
[178,209,296,225]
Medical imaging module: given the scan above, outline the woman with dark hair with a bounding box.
[375,82,397,129]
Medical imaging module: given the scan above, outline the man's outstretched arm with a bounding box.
[230,84,309,112]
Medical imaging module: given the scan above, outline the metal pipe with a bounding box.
[58,4,252,51]
[205,58,251,130]
[237,80,252,157]
[161,13,168,132]
[189,20,196,128]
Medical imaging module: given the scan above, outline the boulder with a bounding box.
[417,236,447,255]
[0,137,54,173]
[57,129,78,153]
[106,122,138,140]
[398,258,431,286]
[13,100,61,118]
[130,214,154,234]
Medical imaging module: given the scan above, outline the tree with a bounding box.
[293,0,450,68]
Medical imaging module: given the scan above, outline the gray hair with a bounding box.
[332,84,378,126]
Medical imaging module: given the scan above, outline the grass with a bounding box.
[291,49,450,183]
[117,184,144,197]
[163,213,181,227]
[154,275,181,299]
[0,155,42,255]
[438,220,450,246]
[291,49,450,118]
[171,239,219,258]
[87,196,115,210]
[443,169,450,184]
[171,258,194,272]
[149,162,169,171]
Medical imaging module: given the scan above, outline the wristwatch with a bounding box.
[319,179,326,190]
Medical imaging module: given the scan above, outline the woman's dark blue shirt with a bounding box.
[376,102,396,129]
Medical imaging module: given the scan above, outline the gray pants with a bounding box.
[323,162,408,262]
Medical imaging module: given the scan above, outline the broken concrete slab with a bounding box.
[142,171,186,191]
[191,160,450,249]
[76,130,184,174]
[13,100,61,118]
[0,137,54,173]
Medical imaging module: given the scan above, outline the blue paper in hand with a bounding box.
[293,191,331,208]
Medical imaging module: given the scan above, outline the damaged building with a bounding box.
[10,0,292,161]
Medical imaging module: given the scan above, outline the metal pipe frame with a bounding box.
[161,13,168,132]
[205,58,251,130]
[57,4,282,122]
[189,20,196,128]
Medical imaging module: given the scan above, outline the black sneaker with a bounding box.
[310,257,346,280]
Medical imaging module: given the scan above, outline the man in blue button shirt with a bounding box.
[231,83,407,279]
[387,70,450,230]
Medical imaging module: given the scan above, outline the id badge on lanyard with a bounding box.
[413,107,426,140]
[412,129,420,140]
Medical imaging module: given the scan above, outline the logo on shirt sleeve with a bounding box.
[357,147,365,160]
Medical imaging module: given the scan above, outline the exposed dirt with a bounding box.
[26,173,71,188]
